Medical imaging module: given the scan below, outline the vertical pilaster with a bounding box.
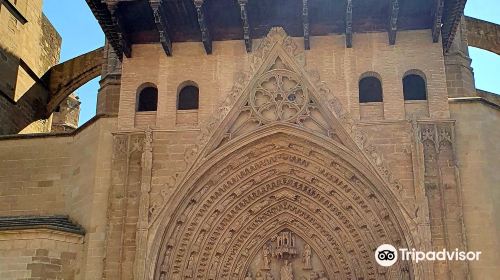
[135,127,153,280]
[444,16,476,98]
[418,121,469,279]
[97,40,122,115]
[104,133,144,280]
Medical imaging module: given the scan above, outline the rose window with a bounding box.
[250,69,308,124]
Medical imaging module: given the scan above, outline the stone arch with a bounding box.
[465,16,500,55]
[45,47,104,114]
[0,47,104,134]
[149,125,418,280]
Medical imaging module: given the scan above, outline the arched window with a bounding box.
[178,85,199,110]
[359,76,383,103]
[403,73,427,100]
[137,86,158,112]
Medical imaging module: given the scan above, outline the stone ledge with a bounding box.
[0,113,117,140]
[0,215,85,236]
[449,90,500,110]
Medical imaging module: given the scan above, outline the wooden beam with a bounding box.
[238,0,252,52]
[193,0,212,54]
[302,0,310,50]
[86,0,123,59]
[442,0,467,52]
[388,0,399,45]
[150,0,173,56]
[0,0,28,24]
[346,0,353,48]
[108,4,132,58]
[432,0,445,43]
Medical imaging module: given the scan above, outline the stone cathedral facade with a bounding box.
[0,0,499,279]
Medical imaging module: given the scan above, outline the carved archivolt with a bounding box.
[152,132,414,280]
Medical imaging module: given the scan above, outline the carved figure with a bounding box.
[266,271,275,280]
[317,271,328,280]
[280,260,294,280]
[303,244,312,270]
[308,271,319,280]
[245,271,254,280]
[208,259,218,279]
[185,254,194,278]
[255,272,264,280]
[262,244,271,270]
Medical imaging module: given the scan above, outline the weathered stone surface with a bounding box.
[0,3,498,280]
[466,16,500,55]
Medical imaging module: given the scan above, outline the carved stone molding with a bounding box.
[178,27,405,205]
[416,121,468,279]
[151,133,416,280]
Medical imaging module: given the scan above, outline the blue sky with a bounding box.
[43,0,499,126]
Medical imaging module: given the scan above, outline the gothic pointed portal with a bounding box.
[149,28,419,280]
[151,131,415,280]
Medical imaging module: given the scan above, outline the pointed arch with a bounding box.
[148,126,418,279]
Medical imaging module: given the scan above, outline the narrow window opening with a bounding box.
[359,76,383,103]
[137,87,158,112]
[178,85,199,110]
[403,74,427,100]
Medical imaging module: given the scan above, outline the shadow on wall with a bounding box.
[0,46,104,135]
[0,46,51,135]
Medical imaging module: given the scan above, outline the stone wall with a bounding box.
[0,229,83,280]
[118,30,448,133]
[0,0,61,98]
[450,100,500,279]
[0,0,62,134]
[0,26,499,279]
[0,116,116,279]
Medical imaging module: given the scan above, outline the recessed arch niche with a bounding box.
[150,126,416,280]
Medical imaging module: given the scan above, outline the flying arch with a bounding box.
[465,16,500,55]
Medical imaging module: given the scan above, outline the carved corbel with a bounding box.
[238,0,252,52]
[107,3,132,58]
[150,0,173,56]
[193,0,212,54]
[302,0,310,49]
[388,0,399,45]
[346,0,353,48]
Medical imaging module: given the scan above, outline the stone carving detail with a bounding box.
[219,59,336,145]
[418,122,455,153]
[148,27,406,226]
[246,230,327,280]
[153,134,410,280]
[151,28,419,279]
[303,244,312,270]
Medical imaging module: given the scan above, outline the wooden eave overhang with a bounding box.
[86,0,468,57]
